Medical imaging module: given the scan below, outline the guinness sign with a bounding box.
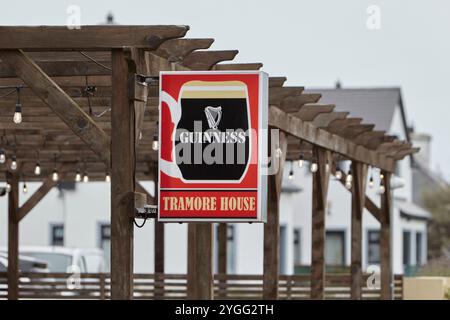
[158,71,268,222]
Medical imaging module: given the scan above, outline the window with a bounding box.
[99,224,111,272]
[293,228,301,265]
[367,230,380,264]
[403,231,411,266]
[325,231,346,266]
[214,225,236,274]
[51,224,64,246]
[416,232,423,265]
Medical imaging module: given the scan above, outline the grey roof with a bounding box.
[304,88,403,132]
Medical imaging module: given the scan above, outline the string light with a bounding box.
[52,169,59,182]
[75,170,82,182]
[345,167,352,189]
[325,161,330,173]
[10,156,17,171]
[22,182,28,194]
[83,172,89,183]
[380,172,384,180]
[152,121,159,151]
[105,173,111,183]
[379,181,386,194]
[288,162,294,180]
[34,162,41,175]
[310,160,318,173]
[13,87,22,124]
[369,175,374,188]
[298,154,304,168]
[5,183,11,193]
[335,167,343,180]
[0,149,5,164]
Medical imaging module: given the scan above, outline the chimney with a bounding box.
[410,132,431,169]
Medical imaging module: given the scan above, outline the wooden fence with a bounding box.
[0,272,403,300]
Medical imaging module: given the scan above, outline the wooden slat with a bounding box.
[380,171,393,300]
[0,25,189,50]
[6,172,19,300]
[182,50,239,70]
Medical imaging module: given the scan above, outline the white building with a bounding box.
[0,87,433,276]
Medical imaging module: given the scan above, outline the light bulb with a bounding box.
[310,162,318,173]
[345,180,352,190]
[325,163,330,172]
[34,163,41,175]
[152,134,159,151]
[335,170,342,180]
[0,151,5,164]
[346,170,353,183]
[369,176,374,188]
[75,171,82,182]
[23,183,28,194]
[298,159,304,168]
[105,173,111,183]
[83,173,89,183]
[10,157,17,171]
[13,103,22,124]
[288,170,294,180]
[52,170,59,182]
[380,173,384,180]
[6,183,11,193]
[379,185,386,194]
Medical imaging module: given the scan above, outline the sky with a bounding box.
[1,0,450,180]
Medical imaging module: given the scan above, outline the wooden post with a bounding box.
[110,49,136,300]
[6,172,19,300]
[380,171,393,300]
[310,147,331,300]
[154,166,165,299]
[350,162,368,300]
[187,224,213,299]
[263,131,287,300]
[217,223,228,298]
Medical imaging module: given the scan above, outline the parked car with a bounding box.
[19,247,105,273]
[0,252,49,273]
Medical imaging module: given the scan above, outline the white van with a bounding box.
[19,247,105,273]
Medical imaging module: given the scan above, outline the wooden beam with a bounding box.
[380,171,393,300]
[217,223,228,299]
[6,172,19,300]
[182,50,239,70]
[110,49,135,300]
[296,104,335,121]
[311,147,331,299]
[156,38,214,61]
[269,106,396,172]
[0,25,189,50]
[350,162,368,300]
[18,174,63,222]
[213,63,263,70]
[154,165,165,299]
[0,50,111,164]
[264,131,287,299]
[187,224,214,299]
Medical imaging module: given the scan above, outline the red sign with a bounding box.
[158,71,268,222]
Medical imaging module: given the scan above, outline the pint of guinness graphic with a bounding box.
[175,80,250,182]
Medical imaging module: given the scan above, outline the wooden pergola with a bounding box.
[0,25,418,300]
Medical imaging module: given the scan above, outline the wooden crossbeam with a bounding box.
[280,94,322,113]
[213,63,263,70]
[156,38,214,61]
[0,25,189,50]
[18,173,63,222]
[296,104,335,121]
[269,87,304,105]
[182,50,239,70]
[312,111,348,128]
[0,50,111,164]
[269,106,396,172]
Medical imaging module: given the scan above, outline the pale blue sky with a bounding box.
[2,0,450,179]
